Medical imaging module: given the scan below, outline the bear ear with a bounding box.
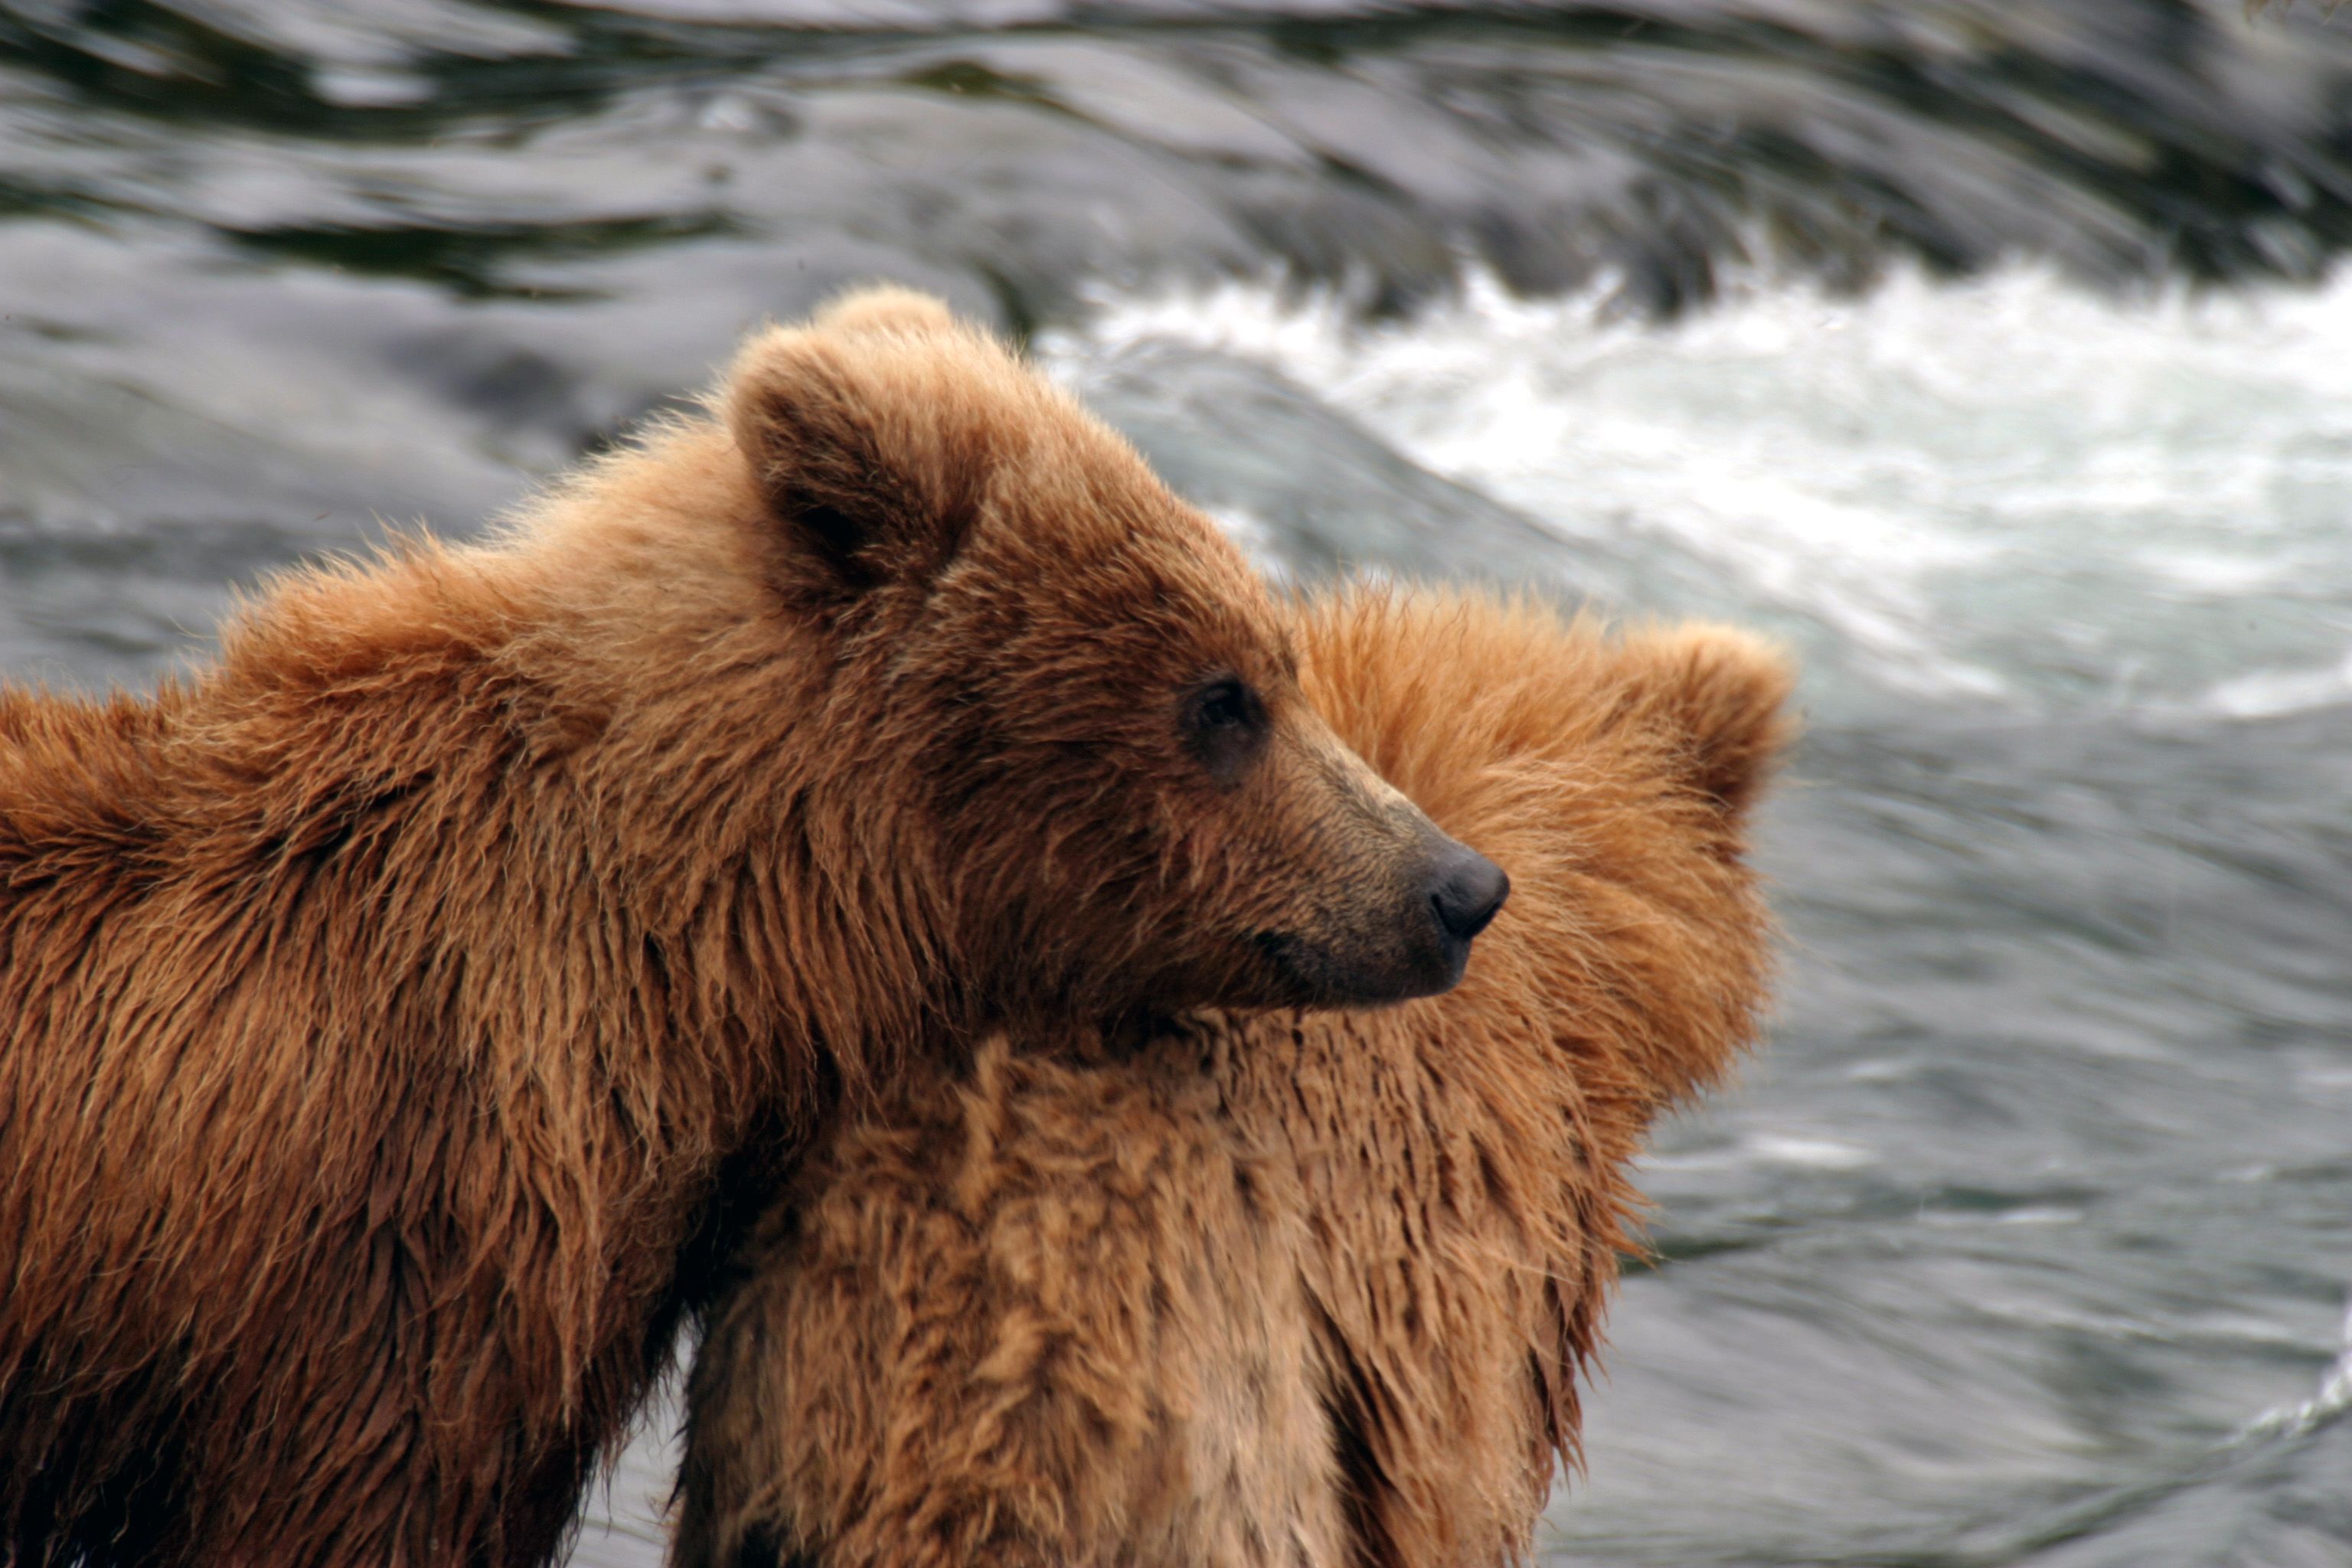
[813,284,960,339]
[1639,625,1798,823]
[722,306,991,596]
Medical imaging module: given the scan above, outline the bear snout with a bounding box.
[1272,826,1508,1008]
[1428,841,1510,943]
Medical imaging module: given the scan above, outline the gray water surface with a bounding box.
[3,3,2348,1564]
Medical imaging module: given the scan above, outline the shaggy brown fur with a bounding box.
[675,586,1795,1568]
[0,293,1494,1566]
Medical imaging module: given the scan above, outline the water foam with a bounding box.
[2235,1295,2352,1442]
[1047,264,2352,717]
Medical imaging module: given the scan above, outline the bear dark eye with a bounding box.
[1199,681,1249,730]
[1182,675,1266,785]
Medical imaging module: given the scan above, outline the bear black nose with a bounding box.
[1429,844,1509,942]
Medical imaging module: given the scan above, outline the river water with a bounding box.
[5,2,2350,1564]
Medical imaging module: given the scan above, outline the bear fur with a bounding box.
[674,586,1794,1568]
[0,292,1494,1566]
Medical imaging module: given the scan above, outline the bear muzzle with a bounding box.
[1256,825,1509,1008]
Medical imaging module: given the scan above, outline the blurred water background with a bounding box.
[4,2,2350,1563]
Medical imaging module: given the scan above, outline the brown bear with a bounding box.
[672,586,1793,1568]
[0,292,1510,1566]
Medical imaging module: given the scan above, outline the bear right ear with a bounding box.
[1638,625,1798,825]
[722,302,991,596]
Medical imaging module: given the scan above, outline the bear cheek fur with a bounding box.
[897,643,1282,1022]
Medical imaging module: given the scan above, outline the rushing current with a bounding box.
[5,2,2350,1563]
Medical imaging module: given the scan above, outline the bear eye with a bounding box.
[1199,681,1249,729]
[1183,675,1266,785]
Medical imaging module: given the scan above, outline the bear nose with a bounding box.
[1429,844,1509,942]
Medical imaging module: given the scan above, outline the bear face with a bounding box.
[718,290,1507,1018]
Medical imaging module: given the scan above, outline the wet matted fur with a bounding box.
[0,293,1482,1566]
[675,586,1795,1568]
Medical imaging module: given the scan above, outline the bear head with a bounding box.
[714,288,1507,1022]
